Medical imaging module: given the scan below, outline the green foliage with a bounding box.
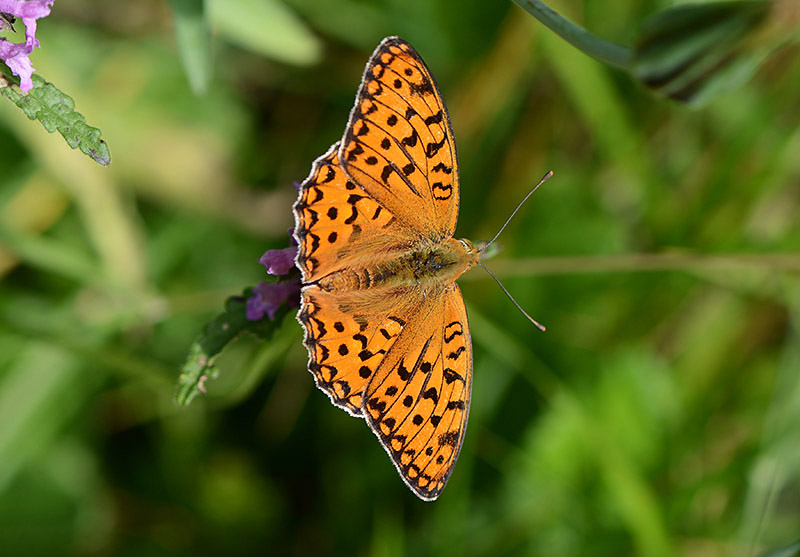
[207,0,322,66]
[514,0,800,107]
[633,1,774,106]
[176,289,292,407]
[1,1,800,555]
[168,0,213,94]
[1,72,111,165]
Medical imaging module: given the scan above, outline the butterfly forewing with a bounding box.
[341,37,460,239]
[294,142,410,283]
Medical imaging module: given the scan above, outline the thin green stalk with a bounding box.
[512,0,634,68]
[471,252,800,278]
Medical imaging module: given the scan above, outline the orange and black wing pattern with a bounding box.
[363,284,472,500]
[340,37,460,239]
[293,36,472,501]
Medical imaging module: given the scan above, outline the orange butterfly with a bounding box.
[293,36,479,500]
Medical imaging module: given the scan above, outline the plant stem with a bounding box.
[513,0,634,68]
[472,252,800,277]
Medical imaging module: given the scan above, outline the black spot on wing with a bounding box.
[344,206,358,225]
[401,129,418,148]
[397,361,411,381]
[432,162,452,174]
[424,111,443,126]
[410,76,434,96]
[438,430,458,447]
[368,397,386,412]
[422,387,439,404]
[346,143,364,161]
[447,346,465,360]
[432,182,453,200]
[425,136,447,158]
[444,322,463,342]
[443,368,464,384]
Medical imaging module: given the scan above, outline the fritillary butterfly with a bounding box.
[293,36,478,501]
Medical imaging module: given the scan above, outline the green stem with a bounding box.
[512,0,634,69]
[473,252,800,277]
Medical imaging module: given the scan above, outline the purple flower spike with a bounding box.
[0,0,54,92]
[246,280,300,321]
[258,246,297,276]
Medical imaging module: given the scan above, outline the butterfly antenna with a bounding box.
[480,171,553,254]
[476,261,546,331]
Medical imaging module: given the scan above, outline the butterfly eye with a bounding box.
[457,238,475,252]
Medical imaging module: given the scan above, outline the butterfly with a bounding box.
[293,36,479,501]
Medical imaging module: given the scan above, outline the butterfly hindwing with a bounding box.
[363,284,472,500]
[341,36,460,239]
[298,286,409,416]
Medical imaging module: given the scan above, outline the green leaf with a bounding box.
[168,0,213,95]
[0,73,111,165]
[175,287,293,407]
[512,0,633,69]
[633,1,776,106]
[207,0,322,66]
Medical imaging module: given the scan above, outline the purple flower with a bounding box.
[246,280,300,321]
[0,0,54,92]
[258,245,298,276]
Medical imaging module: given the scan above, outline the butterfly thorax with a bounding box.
[316,237,478,293]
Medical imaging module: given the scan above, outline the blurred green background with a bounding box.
[1,1,799,555]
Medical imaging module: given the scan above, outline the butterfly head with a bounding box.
[454,237,480,268]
